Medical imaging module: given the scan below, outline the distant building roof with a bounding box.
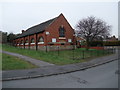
[105,35,118,41]
[16,17,57,38]
[76,36,86,41]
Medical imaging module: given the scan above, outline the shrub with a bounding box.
[103,41,120,46]
[90,41,120,46]
[90,41,103,47]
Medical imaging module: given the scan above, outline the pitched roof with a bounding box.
[16,17,57,38]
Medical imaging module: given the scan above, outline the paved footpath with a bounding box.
[2,53,119,81]
[3,60,118,88]
[1,50,54,67]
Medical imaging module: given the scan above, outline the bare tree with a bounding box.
[76,16,111,49]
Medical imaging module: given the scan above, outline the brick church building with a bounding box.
[13,13,76,51]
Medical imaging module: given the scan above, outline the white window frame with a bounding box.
[38,42,44,44]
[30,43,35,45]
[25,43,29,45]
[52,38,56,42]
[68,39,72,42]
[46,32,50,35]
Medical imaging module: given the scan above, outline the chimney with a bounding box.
[22,30,25,33]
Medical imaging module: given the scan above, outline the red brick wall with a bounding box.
[14,14,76,50]
[45,14,75,45]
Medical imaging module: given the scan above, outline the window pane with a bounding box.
[68,39,72,42]
[31,38,34,43]
[52,38,56,42]
[21,40,23,44]
[38,37,44,42]
[25,39,28,43]
[59,26,65,37]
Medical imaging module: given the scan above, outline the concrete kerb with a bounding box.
[2,57,118,81]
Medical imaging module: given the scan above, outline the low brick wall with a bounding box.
[30,46,36,50]
[47,45,75,51]
[38,46,46,51]
[25,46,29,49]
[17,45,76,51]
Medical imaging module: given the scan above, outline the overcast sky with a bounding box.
[0,0,118,37]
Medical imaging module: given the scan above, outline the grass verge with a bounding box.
[2,44,112,65]
[2,53,37,70]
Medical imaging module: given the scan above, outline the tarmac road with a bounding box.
[3,60,118,88]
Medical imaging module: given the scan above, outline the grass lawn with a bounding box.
[2,44,112,65]
[2,53,37,70]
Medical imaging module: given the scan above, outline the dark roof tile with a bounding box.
[16,17,57,38]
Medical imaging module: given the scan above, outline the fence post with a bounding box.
[113,47,115,54]
[73,47,74,60]
[82,50,84,59]
[108,49,109,54]
[58,46,59,56]
[112,48,115,53]
[97,50,98,56]
[90,50,92,57]
[103,49,104,55]
[110,49,112,54]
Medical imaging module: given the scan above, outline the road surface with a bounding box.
[3,60,118,88]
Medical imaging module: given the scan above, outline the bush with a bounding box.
[90,41,103,47]
[90,41,120,46]
[103,41,120,46]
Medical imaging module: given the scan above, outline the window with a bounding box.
[52,38,56,42]
[59,26,65,37]
[17,41,19,45]
[25,39,28,45]
[68,39,72,42]
[38,37,44,44]
[31,38,35,44]
[31,38,34,43]
[20,40,23,45]
[25,39,28,43]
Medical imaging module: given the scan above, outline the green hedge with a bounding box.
[90,41,120,46]
[103,41,120,46]
[90,41,103,46]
